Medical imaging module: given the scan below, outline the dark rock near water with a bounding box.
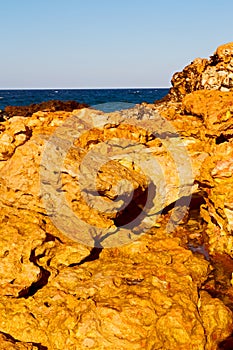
[3,100,89,119]
[0,109,8,122]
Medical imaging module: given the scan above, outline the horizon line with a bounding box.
[0,86,170,90]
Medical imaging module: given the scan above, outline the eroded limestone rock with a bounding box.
[1,43,233,349]
[0,107,198,247]
[0,218,231,349]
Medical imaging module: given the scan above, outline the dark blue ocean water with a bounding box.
[0,88,169,112]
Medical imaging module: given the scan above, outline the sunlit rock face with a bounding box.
[0,43,233,349]
[169,42,233,101]
[198,140,233,257]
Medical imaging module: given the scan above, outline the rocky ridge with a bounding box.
[0,43,233,349]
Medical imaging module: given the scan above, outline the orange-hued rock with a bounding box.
[0,107,200,247]
[168,42,233,101]
[0,219,232,350]
[0,104,231,349]
[198,140,233,257]
[215,42,233,63]
[0,332,40,349]
[182,90,233,137]
[1,43,233,349]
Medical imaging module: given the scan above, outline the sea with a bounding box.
[0,88,169,113]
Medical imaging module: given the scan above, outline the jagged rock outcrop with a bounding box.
[1,43,233,349]
[168,42,233,101]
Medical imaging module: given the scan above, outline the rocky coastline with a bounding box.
[0,43,233,349]
[0,100,89,122]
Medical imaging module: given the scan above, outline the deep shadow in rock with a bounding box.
[1,331,48,350]
[18,248,51,298]
[216,134,231,144]
[69,247,103,267]
[218,335,233,350]
[113,181,156,229]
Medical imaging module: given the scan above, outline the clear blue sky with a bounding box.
[1,0,233,89]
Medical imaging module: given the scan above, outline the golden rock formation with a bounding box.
[0,43,233,349]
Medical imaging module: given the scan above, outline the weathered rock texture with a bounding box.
[0,332,43,349]
[0,43,233,349]
[199,140,233,257]
[169,42,233,101]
